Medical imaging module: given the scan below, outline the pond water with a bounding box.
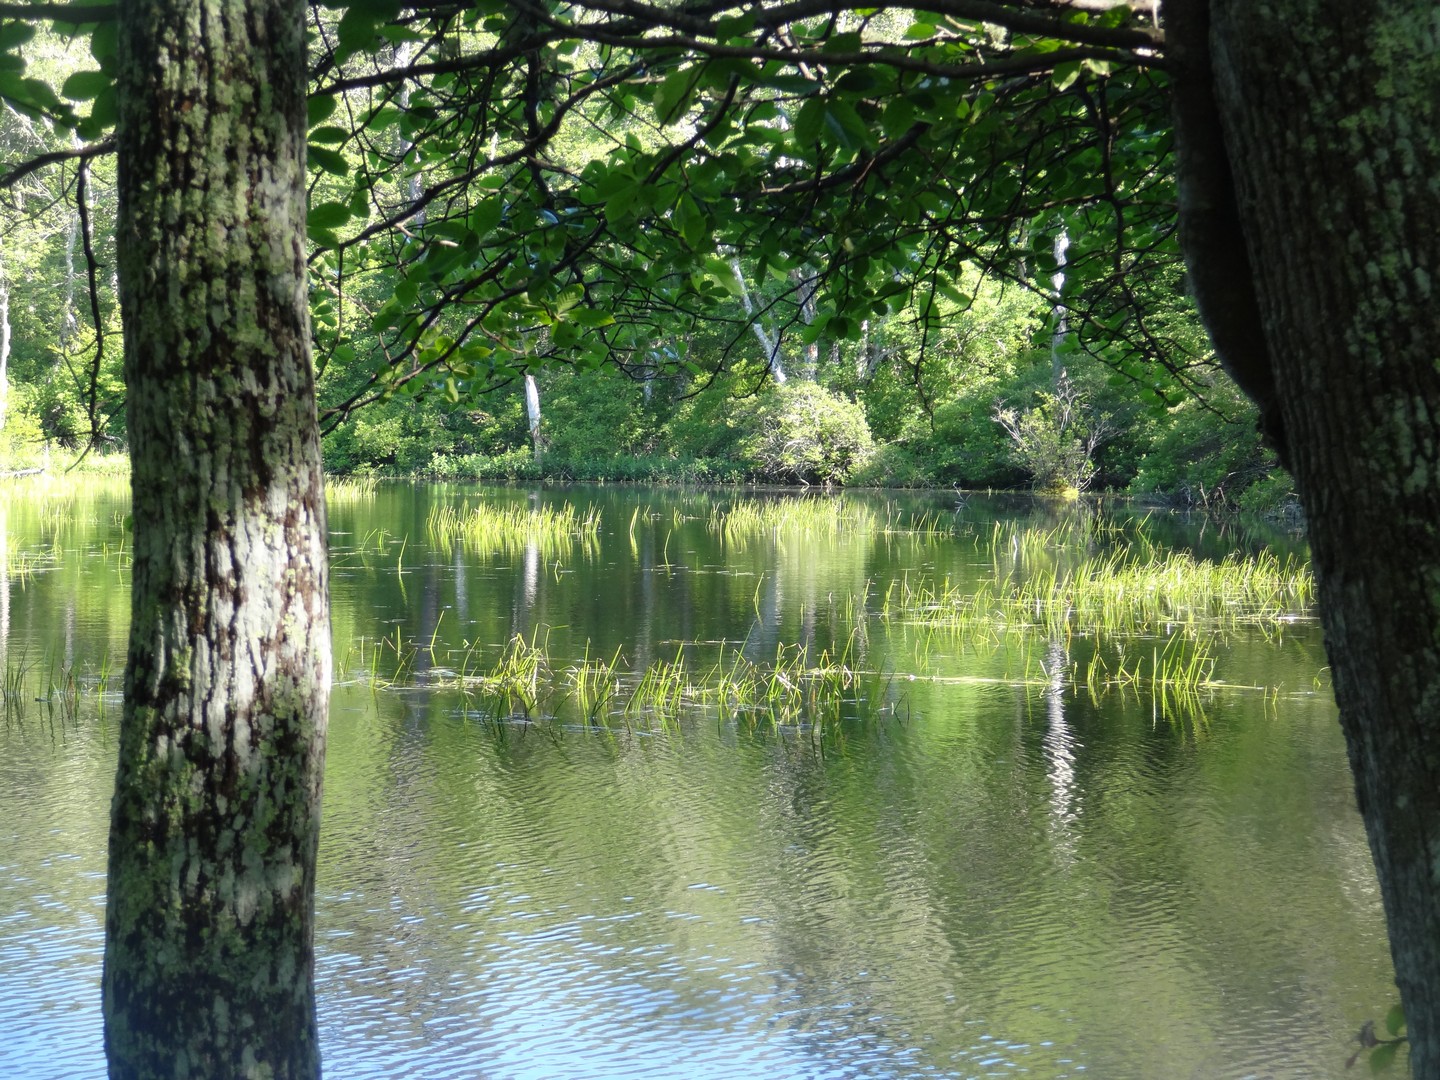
[0,479,1396,1078]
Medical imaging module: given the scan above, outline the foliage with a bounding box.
[0,5,1281,507]
[1128,380,1282,511]
[994,370,1116,493]
[736,381,874,484]
[848,442,932,488]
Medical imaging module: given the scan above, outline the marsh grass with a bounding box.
[886,548,1313,641]
[326,476,380,501]
[427,500,601,561]
[706,498,964,548]
[708,498,877,544]
[0,649,118,728]
[2,544,46,580]
[872,523,1315,719]
[354,629,904,740]
[339,514,1316,732]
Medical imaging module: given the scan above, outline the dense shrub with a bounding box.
[993,371,1115,493]
[1127,383,1279,510]
[737,382,874,484]
[323,391,525,474]
[539,368,656,463]
[849,443,934,488]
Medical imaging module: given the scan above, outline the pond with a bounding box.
[0,478,1396,1078]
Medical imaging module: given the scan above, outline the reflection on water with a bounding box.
[0,481,1396,1079]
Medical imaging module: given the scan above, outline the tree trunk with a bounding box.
[1050,228,1069,383]
[104,0,330,1075]
[1176,0,1440,1068]
[732,256,786,383]
[0,251,10,439]
[524,371,543,461]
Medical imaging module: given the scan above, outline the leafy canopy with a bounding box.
[0,0,1194,426]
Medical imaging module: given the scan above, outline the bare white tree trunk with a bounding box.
[731,256,786,383]
[795,269,820,382]
[394,40,426,225]
[524,371,543,460]
[1051,228,1070,382]
[60,141,81,350]
[0,252,10,438]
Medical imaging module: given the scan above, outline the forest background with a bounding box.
[0,16,1285,515]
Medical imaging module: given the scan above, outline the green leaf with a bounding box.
[1385,1004,1406,1038]
[361,104,401,131]
[61,70,110,101]
[568,308,615,328]
[308,145,349,176]
[793,96,825,146]
[1052,61,1082,92]
[468,195,504,235]
[308,124,348,145]
[703,257,745,298]
[823,98,875,150]
[553,283,584,313]
[74,82,115,137]
[653,65,695,125]
[0,22,35,50]
[801,314,829,344]
[673,192,708,251]
[307,226,340,249]
[308,95,337,125]
[88,21,117,68]
[307,201,352,229]
[335,7,379,52]
[1369,1040,1401,1073]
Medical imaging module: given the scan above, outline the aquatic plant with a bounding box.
[0,649,121,728]
[325,475,380,501]
[708,496,971,544]
[427,499,601,561]
[707,498,878,544]
[885,547,1313,641]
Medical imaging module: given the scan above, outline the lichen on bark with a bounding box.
[1182,0,1440,1070]
[103,0,329,1075]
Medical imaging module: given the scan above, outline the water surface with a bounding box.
[0,480,1394,1078]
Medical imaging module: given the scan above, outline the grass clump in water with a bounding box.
[888,547,1313,641]
[708,498,878,544]
[326,476,380,501]
[427,499,601,561]
[707,497,968,544]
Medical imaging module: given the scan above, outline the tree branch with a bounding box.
[0,136,114,190]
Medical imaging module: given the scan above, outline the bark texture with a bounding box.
[1177,0,1440,1068]
[104,0,330,1075]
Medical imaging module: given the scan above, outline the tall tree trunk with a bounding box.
[1175,0,1440,1068]
[60,137,81,350]
[0,250,10,439]
[104,0,330,1075]
[524,371,543,461]
[732,256,786,383]
[1050,228,1069,383]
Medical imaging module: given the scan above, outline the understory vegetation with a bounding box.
[317,289,1287,514]
[0,24,1286,515]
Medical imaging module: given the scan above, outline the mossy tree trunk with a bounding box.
[1175,0,1440,1068]
[103,0,330,1075]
